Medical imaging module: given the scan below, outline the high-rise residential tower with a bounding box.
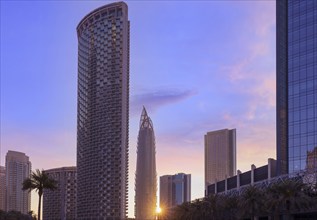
[159,173,191,211]
[43,167,77,220]
[5,151,31,214]
[204,129,236,190]
[0,166,5,211]
[135,107,157,220]
[76,2,129,219]
[276,0,317,175]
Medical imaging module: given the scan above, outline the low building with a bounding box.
[43,166,76,220]
[207,159,277,195]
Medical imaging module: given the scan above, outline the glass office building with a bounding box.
[277,0,317,175]
[172,174,191,206]
[160,173,191,210]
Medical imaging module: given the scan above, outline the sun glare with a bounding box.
[156,207,161,214]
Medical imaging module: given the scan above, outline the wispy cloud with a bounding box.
[130,88,197,116]
[219,1,276,123]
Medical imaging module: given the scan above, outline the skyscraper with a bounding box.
[135,107,157,220]
[159,173,191,211]
[276,0,317,175]
[43,167,77,220]
[204,129,236,190]
[0,166,5,211]
[76,2,129,219]
[5,151,31,214]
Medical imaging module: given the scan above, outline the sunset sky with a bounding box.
[1,0,276,217]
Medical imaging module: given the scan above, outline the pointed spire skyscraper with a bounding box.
[135,107,157,220]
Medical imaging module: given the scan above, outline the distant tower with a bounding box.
[159,173,191,210]
[135,107,157,220]
[5,150,31,214]
[204,129,236,191]
[0,166,5,211]
[76,2,129,219]
[43,167,77,220]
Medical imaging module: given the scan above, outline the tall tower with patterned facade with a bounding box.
[76,2,129,219]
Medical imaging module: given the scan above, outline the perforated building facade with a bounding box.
[43,167,77,220]
[76,2,129,219]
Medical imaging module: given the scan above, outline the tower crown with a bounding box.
[140,107,153,129]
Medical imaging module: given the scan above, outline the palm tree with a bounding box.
[204,193,226,220]
[239,185,264,220]
[22,169,57,220]
[169,203,184,220]
[265,178,312,219]
[223,193,239,220]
